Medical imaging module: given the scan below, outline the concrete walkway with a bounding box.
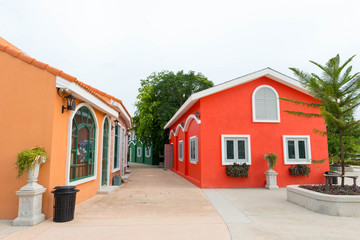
[1,163,230,240]
[1,164,360,240]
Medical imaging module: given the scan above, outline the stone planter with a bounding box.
[265,169,279,190]
[287,185,360,217]
[14,163,46,226]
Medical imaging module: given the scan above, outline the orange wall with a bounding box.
[200,77,329,188]
[0,52,56,219]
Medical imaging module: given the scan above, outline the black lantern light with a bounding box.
[195,111,200,119]
[58,88,76,114]
[112,119,119,129]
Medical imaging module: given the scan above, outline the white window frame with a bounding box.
[145,146,151,157]
[252,85,280,123]
[189,136,198,164]
[178,140,184,161]
[221,135,251,165]
[283,135,311,165]
[65,103,99,186]
[112,124,121,172]
[137,146,142,157]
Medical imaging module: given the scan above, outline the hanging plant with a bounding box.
[16,147,47,178]
[225,163,249,178]
[289,164,310,176]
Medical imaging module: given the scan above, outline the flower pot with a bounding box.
[27,163,40,182]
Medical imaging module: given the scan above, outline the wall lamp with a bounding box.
[195,111,200,119]
[112,119,119,129]
[58,88,76,114]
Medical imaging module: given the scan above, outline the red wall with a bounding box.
[199,77,329,188]
[169,102,202,186]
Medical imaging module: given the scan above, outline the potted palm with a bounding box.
[264,153,279,190]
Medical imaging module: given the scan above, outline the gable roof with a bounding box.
[164,68,309,129]
[0,37,131,124]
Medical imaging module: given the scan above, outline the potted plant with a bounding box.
[264,153,279,189]
[264,153,277,169]
[16,146,47,179]
[225,163,249,178]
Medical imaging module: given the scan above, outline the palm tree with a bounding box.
[282,54,360,186]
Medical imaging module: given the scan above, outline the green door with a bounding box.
[101,118,109,186]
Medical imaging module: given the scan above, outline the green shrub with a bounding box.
[264,153,278,168]
[344,160,360,166]
[225,163,249,178]
[288,164,310,177]
[16,147,47,178]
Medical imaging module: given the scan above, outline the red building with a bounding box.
[164,68,329,188]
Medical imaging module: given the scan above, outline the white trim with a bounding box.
[221,135,251,165]
[283,135,311,165]
[65,103,99,186]
[99,115,111,188]
[112,123,121,173]
[137,146,142,157]
[56,76,118,118]
[129,148,133,162]
[168,114,201,139]
[252,85,281,122]
[110,100,132,128]
[189,136,198,164]
[164,68,309,129]
[145,146,151,158]
[178,140,184,161]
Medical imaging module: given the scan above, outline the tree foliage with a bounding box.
[133,70,214,158]
[282,54,360,186]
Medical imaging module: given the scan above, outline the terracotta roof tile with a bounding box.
[0,38,132,123]
[18,54,35,63]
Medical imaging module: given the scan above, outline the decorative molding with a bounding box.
[169,114,201,139]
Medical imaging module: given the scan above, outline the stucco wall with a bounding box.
[0,52,56,218]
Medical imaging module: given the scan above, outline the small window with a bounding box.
[221,135,251,165]
[137,146,142,157]
[145,146,151,157]
[189,136,198,164]
[178,141,184,161]
[283,135,311,164]
[252,85,280,122]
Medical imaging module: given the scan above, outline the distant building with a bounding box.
[128,132,158,165]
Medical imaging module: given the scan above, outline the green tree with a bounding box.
[133,70,214,160]
[282,54,360,186]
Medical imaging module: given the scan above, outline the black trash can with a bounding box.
[325,171,338,184]
[52,186,80,222]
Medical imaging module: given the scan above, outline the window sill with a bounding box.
[112,167,120,173]
[68,175,96,186]
[253,120,280,123]
[284,161,311,165]
[190,160,198,164]
[222,161,251,166]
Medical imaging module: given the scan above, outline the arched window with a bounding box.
[70,106,96,182]
[252,85,280,122]
[101,118,110,186]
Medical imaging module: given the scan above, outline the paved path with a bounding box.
[2,164,360,240]
[1,163,230,240]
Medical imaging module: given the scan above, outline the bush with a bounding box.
[344,160,360,166]
[289,164,310,176]
[225,163,249,178]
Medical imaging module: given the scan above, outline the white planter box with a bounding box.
[287,185,360,217]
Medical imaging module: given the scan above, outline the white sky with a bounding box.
[1,0,360,118]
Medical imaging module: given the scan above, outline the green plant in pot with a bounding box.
[16,146,47,178]
[264,153,278,169]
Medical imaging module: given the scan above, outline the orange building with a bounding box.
[0,37,132,219]
[164,68,329,188]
